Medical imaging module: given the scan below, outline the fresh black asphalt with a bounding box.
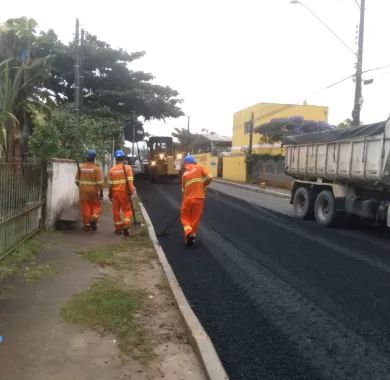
[138,178,390,380]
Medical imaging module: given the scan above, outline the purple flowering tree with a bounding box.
[254,116,334,144]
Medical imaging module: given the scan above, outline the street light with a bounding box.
[290,0,365,126]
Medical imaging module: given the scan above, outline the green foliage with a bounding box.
[28,106,123,161]
[172,127,197,152]
[28,105,62,161]
[34,29,183,121]
[0,238,49,282]
[0,17,51,160]
[1,17,184,160]
[60,278,148,357]
[336,118,353,129]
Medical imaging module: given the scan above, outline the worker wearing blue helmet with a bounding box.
[75,149,104,231]
[180,154,213,246]
[108,149,135,236]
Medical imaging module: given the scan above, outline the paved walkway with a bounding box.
[213,179,290,198]
[209,180,293,216]
[0,200,204,380]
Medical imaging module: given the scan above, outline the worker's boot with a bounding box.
[82,224,90,232]
[123,227,130,237]
[186,233,196,246]
[90,218,98,232]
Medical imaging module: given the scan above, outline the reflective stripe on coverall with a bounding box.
[108,164,134,231]
[180,163,212,239]
[75,162,104,225]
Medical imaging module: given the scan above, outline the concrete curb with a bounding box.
[138,201,229,380]
[213,179,290,200]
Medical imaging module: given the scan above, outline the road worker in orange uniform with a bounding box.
[108,150,135,237]
[75,149,104,232]
[181,154,212,246]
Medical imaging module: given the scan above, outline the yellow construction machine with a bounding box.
[148,137,183,182]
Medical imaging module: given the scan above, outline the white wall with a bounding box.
[45,158,79,228]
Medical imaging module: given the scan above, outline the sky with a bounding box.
[3,0,390,137]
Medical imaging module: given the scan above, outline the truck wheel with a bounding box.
[314,190,337,227]
[293,186,313,219]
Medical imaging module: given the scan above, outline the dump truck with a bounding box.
[284,118,390,227]
[147,136,183,182]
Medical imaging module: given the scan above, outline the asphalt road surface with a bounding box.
[137,178,390,380]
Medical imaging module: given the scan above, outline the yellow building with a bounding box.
[232,102,328,154]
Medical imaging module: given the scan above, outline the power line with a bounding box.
[252,63,390,126]
[291,1,356,57]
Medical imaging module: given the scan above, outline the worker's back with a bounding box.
[181,163,212,199]
[108,164,134,193]
[76,162,103,200]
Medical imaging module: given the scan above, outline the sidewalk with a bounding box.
[0,200,205,380]
[209,179,293,217]
[212,179,290,199]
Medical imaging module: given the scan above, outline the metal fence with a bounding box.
[247,156,292,189]
[0,162,44,258]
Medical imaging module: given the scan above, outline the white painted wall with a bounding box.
[45,158,79,228]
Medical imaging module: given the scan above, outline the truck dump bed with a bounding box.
[284,119,390,187]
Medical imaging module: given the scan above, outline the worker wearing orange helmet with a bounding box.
[75,149,104,232]
[108,149,135,237]
[181,154,212,246]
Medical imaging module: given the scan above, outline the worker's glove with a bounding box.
[108,193,113,202]
[99,190,104,200]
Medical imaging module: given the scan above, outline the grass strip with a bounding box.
[61,277,151,360]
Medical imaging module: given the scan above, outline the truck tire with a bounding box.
[293,186,314,219]
[314,190,337,227]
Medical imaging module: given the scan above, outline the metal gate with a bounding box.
[0,162,44,258]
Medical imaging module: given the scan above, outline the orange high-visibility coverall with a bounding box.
[75,162,104,226]
[181,163,212,239]
[108,163,134,231]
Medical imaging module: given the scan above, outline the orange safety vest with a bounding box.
[108,164,134,194]
[75,162,104,201]
[181,163,212,199]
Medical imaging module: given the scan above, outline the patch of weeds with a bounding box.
[78,244,121,268]
[61,277,152,361]
[78,228,154,269]
[24,264,56,283]
[0,239,49,282]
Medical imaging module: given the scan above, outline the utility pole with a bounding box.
[131,124,136,165]
[79,28,85,114]
[187,115,190,132]
[352,0,365,127]
[291,1,366,127]
[74,19,80,115]
[248,112,254,155]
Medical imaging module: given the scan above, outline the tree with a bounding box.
[0,17,50,160]
[172,128,198,153]
[1,17,184,160]
[336,118,353,129]
[28,106,123,162]
[255,116,334,144]
[35,31,184,121]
